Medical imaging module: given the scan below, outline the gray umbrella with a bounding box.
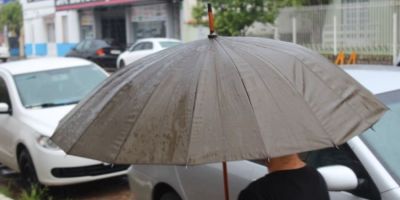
[51,36,386,165]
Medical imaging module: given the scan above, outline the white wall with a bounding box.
[33,18,46,44]
[55,10,80,44]
[22,0,55,56]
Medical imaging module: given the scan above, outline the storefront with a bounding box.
[55,0,181,55]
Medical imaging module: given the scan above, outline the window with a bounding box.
[304,145,381,200]
[82,40,92,51]
[46,22,56,43]
[75,41,86,51]
[361,89,400,184]
[159,41,181,49]
[130,43,144,51]
[14,65,107,108]
[0,77,11,107]
[142,42,153,50]
[92,40,110,50]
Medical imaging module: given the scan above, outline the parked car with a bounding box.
[128,65,400,200]
[116,38,182,69]
[0,45,10,62]
[66,39,123,69]
[0,57,129,186]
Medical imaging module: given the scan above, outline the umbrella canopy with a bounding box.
[52,36,386,165]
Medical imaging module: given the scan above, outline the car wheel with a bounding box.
[160,191,182,200]
[18,149,40,187]
[1,58,7,62]
[119,60,125,69]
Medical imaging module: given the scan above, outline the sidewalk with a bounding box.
[0,194,12,200]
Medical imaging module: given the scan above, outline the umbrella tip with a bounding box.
[207,3,217,39]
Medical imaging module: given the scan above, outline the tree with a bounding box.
[192,0,331,36]
[0,2,23,38]
[0,1,23,56]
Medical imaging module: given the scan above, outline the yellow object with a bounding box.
[335,51,345,65]
[347,51,357,64]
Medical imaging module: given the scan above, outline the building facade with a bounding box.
[22,0,57,57]
[22,0,184,57]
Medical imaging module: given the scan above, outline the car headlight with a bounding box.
[37,136,60,150]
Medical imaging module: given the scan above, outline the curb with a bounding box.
[0,194,13,200]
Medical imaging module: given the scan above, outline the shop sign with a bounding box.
[55,0,152,11]
[80,11,94,26]
[131,4,167,22]
[56,0,103,7]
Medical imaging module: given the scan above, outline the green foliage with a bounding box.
[0,1,23,36]
[0,185,12,198]
[19,185,52,200]
[192,0,331,36]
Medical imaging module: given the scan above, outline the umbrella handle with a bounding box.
[208,3,215,34]
[222,161,230,200]
[208,3,217,38]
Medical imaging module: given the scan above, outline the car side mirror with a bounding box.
[318,165,358,191]
[0,102,11,115]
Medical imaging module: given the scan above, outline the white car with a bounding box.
[128,65,400,200]
[0,57,129,186]
[116,38,182,69]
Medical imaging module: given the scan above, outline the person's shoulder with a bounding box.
[239,179,268,200]
[240,175,271,194]
[238,188,257,200]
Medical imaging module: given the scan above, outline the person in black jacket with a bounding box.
[239,154,330,200]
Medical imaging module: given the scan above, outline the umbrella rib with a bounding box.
[232,38,373,126]
[186,41,227,164]
[215,38,269,158]
[230,44,337,149]
[267,49,369,142]
[110,46,202,163]
[63,44,192,155]
[185,47,208,165]
[229,40,354,146]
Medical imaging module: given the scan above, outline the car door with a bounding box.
[0,74,18,165]
[125,42,155,65]
[304,144,381,200]
[176,161,265,200]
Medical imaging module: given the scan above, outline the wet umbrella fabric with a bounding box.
[51,37,386,165]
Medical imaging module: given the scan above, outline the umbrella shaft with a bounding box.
[222,161,230,200]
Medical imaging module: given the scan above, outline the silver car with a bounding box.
[128,65,400,200]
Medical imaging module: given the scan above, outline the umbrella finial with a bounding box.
[208,3,217,39]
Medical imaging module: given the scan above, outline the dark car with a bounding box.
[66,39,123,69]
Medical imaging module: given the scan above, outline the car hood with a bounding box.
[20,105,75,137]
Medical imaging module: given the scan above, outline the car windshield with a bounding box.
[13,65,107,109]
[361,89,400,183]
[159,41,181,48]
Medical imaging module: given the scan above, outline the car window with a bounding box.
[159,41,181,48]
[142,42,153,50]
[93,40,110,49]
[0,77,11,107]
[75,41,86,51]
[83,40,92,50]
[361,89,400,184]
[130,43,144,51]
[304,145,381,200]
[13,65,107,109]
